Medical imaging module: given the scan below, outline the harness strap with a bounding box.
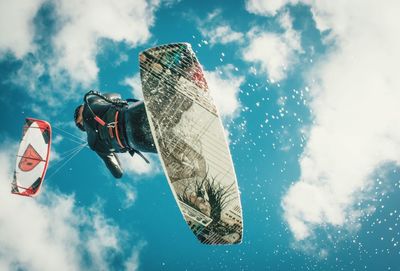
[114,111,125,149]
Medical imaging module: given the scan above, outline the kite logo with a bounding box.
[18,144,43,172]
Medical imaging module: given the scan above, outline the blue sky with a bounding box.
[1,0,400,270]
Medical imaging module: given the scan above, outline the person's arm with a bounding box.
[96,151,123,178]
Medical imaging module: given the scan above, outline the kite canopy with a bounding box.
[12,118,51,197]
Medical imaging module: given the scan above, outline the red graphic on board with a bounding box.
[191,63,208,90]
[18,144,43,172]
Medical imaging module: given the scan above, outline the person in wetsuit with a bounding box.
[74,90,157,178]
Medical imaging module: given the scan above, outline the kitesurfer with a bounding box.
[74,90,156,178]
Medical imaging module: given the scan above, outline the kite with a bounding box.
[11,118,51,197]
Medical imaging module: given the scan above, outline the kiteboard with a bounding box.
[11,118,51,197]
[139,43,243,244]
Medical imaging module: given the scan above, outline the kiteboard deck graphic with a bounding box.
[140,43,243,244]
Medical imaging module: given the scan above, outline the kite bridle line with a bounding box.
[45,142,88,181]
[45,126,89,180]
[53,126,87,145]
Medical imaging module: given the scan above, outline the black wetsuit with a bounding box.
[82,91,156,178]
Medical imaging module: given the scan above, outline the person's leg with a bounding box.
[124,101,157,153]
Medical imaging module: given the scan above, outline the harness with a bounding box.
[84,90,150,164]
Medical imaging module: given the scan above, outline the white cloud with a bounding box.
[119,152,160,177]
[198,9,243,46]
[281,0,400,245]
[50,148,61,162]
[0,0,45,58]
[117,153,161,207]
[52,0,160,85]
[0,143,143,270]
[245,0,298,16]
[123,73,144,100]
[84,208,120,270]
[116,182,137,209]
[124,249,141,271]
[243,12,302,82]
[201,24,244,45]
[52,134,64,144]
[4,0,162,110]
[123,241,146,271]
[205,65,244,119]
[9,55,81,109]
